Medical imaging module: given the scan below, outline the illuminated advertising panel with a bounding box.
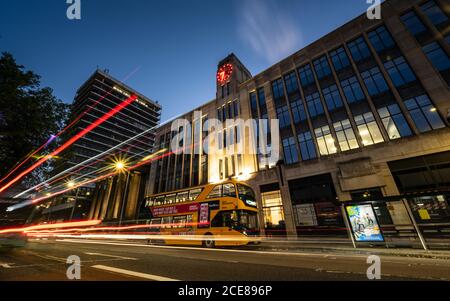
[346,204,384,242]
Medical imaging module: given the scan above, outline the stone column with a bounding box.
[125,172,142,220]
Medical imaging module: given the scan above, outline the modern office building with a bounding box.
[145,0,450,244]
[33,69,161,223]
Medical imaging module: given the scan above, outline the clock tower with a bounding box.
[216,53,252,101]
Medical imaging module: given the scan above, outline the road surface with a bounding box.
[1,239,449,281]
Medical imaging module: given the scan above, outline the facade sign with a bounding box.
[346,204,384,242]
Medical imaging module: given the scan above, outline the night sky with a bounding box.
[1,0,372,121]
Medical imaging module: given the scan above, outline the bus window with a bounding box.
[238,211,258,230]
[145,197,154,207]
[177,191,189,203]
[161,216,173,228]
[166,194,176,204]
[223,183,237,198]
[173,215,187,228]
[150,218,161,226]
[237,184,257,207]
[189,188,202,201]
[207,185,223,199]
[186,214,193,227]
[155,195,165,206]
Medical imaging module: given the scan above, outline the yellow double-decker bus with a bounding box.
[144,180,260,248]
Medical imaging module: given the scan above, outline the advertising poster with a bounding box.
[198,203,210,228]
[346,204,384,242]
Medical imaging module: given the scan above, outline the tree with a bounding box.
[0,52,69,187]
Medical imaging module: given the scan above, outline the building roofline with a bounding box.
[77,69,161,109]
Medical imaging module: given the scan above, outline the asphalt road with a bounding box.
[1,239,449,281]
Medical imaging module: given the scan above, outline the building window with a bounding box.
[284,71,299,94]
[305,92,324,117]
[258,87,267,115]
[422,42,450,72]
[322,84,343,111]
[298,131,317,160]
[383,56,416,87]
[290,98,307,124]
[401,11,427,36]
[333,119,359,151]
[404,94,445,132]
[378,104,412,140]
[234,100,240,117]
[218,106,224,121]
[276,105,291,129]
[341,76,365,103]
[314,125,337,156]
[272,79,285,100]
[313,55,332,79]
[368,25,395,53]
[261,191,285,231]
[347,37,371,62]
[283,137,299,164]
[420,0,448,26]
[298,64,315,87]
[354,112,384,146]
[361,67,389,96]
[330,47,350,71]
[217,131,223,150]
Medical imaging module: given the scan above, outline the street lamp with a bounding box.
[114,161,127,172]
[67,181,75,188]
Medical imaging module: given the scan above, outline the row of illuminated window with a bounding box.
[146,183,242,207]
[217,100,240,122]
[273,59,421,128]
[217,126,242,150]
[218,155,243,180]
[281,94,445,164]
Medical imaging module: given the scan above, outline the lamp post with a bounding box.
[113,160,129,227]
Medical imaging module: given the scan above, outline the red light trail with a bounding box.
[0,65,141,187]
[0,95,138,194]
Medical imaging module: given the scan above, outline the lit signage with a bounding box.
[346,204,384,242]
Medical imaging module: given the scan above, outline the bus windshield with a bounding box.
[237,184,257,208]
[223,210,258,231]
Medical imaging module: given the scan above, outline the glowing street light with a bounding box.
[67,181,75,188]
[114,161,126,171]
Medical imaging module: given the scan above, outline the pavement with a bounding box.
[1,238,450,281]
[257,237,450,260]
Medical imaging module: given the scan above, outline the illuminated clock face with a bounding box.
[217,63,233,86]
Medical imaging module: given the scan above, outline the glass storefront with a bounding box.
[261,190,286,236]
[408,194,450,224]
[289,174,345,235]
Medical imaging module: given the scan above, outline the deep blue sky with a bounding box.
[1,0,371,121]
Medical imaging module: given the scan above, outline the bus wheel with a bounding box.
[202,234,215,248]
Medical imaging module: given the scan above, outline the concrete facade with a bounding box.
[145,0,450,241]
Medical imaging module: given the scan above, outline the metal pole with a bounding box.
[69,188,80,221]
[119,172,131,227]
[402,199,428,251]
[341,204,357,249]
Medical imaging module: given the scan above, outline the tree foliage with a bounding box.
[0,52,69,186]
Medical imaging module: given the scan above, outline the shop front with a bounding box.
[289,174,346,236]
